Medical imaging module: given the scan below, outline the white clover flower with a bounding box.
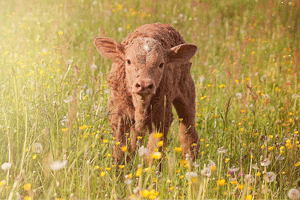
[34,143,43,153]
[260,158,271,166]
[1,162,11,171]
[288,188,300,200]
[138,146,148,157]
[265,172,276,183]
[185,171,198,181]
[50,160,67,171]
[236,93,242,99]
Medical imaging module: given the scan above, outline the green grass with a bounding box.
[1,0,300,199]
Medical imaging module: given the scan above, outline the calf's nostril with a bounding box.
[148,83,154,89]
[135,83,141,88]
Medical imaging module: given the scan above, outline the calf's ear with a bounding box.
[167,44,197,62]
[94,37,125,61]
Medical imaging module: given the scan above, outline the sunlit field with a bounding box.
[1,0,300,199]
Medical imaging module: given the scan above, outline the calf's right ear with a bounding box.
[94,37,125,61]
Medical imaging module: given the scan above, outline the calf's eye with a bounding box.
[126,59,131,65]
[159,63,164,69]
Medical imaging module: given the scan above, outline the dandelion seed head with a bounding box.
[50,160,67,171]
[236,93,242,99]
[1,163,11,171]
[229,165,239,172]
[138,146,148,157]
[260,158,271,166]
[288,188,300,200]
[217,146,227,153]
[266,172,276,183]
[34,143,43,153]
[185,171,198,181]
[244,174,253,184]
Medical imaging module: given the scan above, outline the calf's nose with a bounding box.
[133,79,155,95]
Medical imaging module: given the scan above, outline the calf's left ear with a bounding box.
[167,44,197,62]
[94,37,125,61]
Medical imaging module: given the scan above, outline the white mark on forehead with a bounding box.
[143,43,150,52]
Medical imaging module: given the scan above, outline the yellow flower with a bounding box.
[100,172,105,177]
[256,172,261,177]
[119,165,125,169]
[151,152,162,160]
[80,125,87,130]
[154,133,163,138]
[32,154,37,160]
[211,166,217,171]
[0,180,6,187]
[23,183,31,191]
[24,196,31,200]
[295,162,300,167]
[268,146,274,151]
[245,195,252,200]
[173,147,182,153]
[94,166,99,170]
[59,31,63,35]
[136,167,142,177]
[127,173,132,179]
[238,184,244,190]
[230,180,237,185]
[217,179,225,186]
[141,190,150,198]
[105,167,111,171]
[157,141,163,147]
[121,146,127,152]
[169,187,174,191]
[103,139,108,143]
[106,154,111,157]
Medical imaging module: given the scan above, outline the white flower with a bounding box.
[118,27,123,32]
[260,158,271,166]
[208,159,216,167]
[288,188,300,200]
[252,163,259,170]
[200,167,211,177]
[34,143,43,153]
[275,154,285,161]
[236,93,242,99]
[138,146,148,157]
[50,160,67,171]
[63,95,73,103]
[265,172,276,183]
[185,171,197,181]
[1,163,11,171]
[124,175,133,185]
[90,64,97,71]
[244,174,253,184]
[199,76,205,83]
[229,165,239,172]
[217,147,227,153]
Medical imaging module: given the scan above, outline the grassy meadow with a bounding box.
[1,0,300,199]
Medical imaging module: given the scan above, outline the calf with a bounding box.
[94,23,200,163]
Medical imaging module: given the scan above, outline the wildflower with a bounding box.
[200,167,211,177]
[229,165,240,172]
[1,163,11,171]
[217,178,225,186]
[136,167,142,177]
[151,152,162,160]
[0,180,6,187]
[59,31,63,35]
[245,194,252,200]
[124,175,133,185]
[154,132,163,138]
[244,174,253,184]
[23,183,31,191]
[24,196,31,200]
[260,158,271,166]
[295,162,300,167]
[80,125,87,130]
[141,190,150,198]
[256,172,261,177]
[34,143,43,153]
[266,172,276,183]
[185,172,198,182]
[100,172,105,177]
[287,188,300,200]
[50,160,67,171]
[121,146,127,152]
[157,141,163,147]
[275,154,285,161]
[238,184,244,190]
[236,93,242,99]
[118,165,125,169]
[173,147,182,153]
[94,166,99,170]
[138,146,148,157]
[90,64,97,71]
[217,146,227,153]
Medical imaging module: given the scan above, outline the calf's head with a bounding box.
[94,37,197,97]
